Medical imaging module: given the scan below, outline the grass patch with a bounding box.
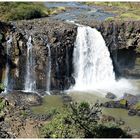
[0,2,50,21]
[85,2,140,9]
[84,2,140,21]
[49,6,66,15]
[0,83,4,93]
[120,12,140,20]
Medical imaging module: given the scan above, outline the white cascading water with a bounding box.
[24,36,36,92]
[4,35,12,92]
[46,44,51,94]
[72,25,134,97]
[73,26,115,89]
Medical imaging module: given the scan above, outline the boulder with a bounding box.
[129,130,140,138]
[137,111,140,116]
[2,91,42,107]
[0,128,11,138]
[105,92,116,99]
[103,99,127,109]
[100,114,115,123]
[50,90,65,95]
[62,95,72,103]
[122,93,138,106]
[128,109,137,116]
[115,119,125,125]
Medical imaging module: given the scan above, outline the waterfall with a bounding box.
[73,26,116,90]
[4,35,12,92]
[66,47,69,76]
[24,36,36,92]
[46,44,51,94]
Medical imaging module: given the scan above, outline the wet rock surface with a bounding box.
[105,92,116,99]
[103,98,128,109]
[123,93,139,106]
[1,91,42,106]
[128,109,137,116]
[103,93,140,117]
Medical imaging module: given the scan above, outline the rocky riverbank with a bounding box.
[0,91,72,138]
[0,91,140,138]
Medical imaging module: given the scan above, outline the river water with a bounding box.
[45,2,115,22]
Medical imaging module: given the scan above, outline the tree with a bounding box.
[40,101,131,138]
[0,83,4,93]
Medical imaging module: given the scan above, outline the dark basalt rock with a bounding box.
[116,119,125,126]
[100,114,115,123]
[0,128,11,138]
[103,93,140,113]
[62,95,72,103]
[105,92,116,99]
[13,19,77,91]
[137,111,140,116]
[123,93,138,106]
[50,90,65,95]
[103,99,127,109]
[2,91,42,107]
[128,109,137,116]
[130,130,140,138]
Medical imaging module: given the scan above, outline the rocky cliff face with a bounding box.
[0,19,140,91]
[0,22,14,83]
[0,19,77,91]
[100,21,140,78]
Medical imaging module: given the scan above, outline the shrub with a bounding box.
[0,98,6,112]
[93,124,131,138]
[0,2,49,21]
[40,101,130,138]
[0,83,4,93]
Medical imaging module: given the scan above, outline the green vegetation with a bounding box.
[70,92,140,131]
[85,2,140,21]
[0,34,3,44]
[0,2,66,21]
[85,2,140,9]
[135,47,140,53]
[0,83,4,93]
[0,98,6,112]
[119,12,140,21]
[0,2,51,21]
[0,2,49,21]
[20,110,28,117]
[49,6,66,15]
[133,102,140,110]
[40,102,131,138]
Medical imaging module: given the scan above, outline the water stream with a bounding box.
[45,2,115,22]
[4,35,12,92]
[46,43,51,94]
[24,36,36,92]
